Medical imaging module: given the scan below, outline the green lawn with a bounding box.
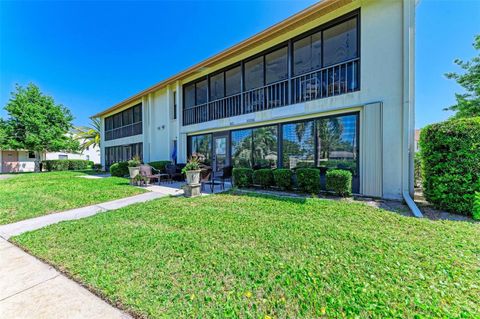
[12,193,480,318]
[0,171,145,224]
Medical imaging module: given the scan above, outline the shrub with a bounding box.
[296,168,320,194]
[474,192,480,221]
[109,161,129,177]
[253,169,274,188]
[43,160,70,171]
[92,164,103,171]
[273,169,292,190]
[414,152,422,188]
[67,160,89,170]
[326,169,352,197]
[233,168,253,188]
[419,117,480,216]
[148,160,171,172]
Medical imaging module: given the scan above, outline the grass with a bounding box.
[0,171,145,224]
[13,193,480,318]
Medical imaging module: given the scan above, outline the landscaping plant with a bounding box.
[181,156,201,174]
[273,169,292,190]
[419,117,480,216]
[110,161,129,177]
[296,168,320,194]
[127,156,142,167]
[326,169,352,197]
[232,168,253,188]
[474,192,480,220]
[253,169,274,188]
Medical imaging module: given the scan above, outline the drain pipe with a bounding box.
[402,0,422,218]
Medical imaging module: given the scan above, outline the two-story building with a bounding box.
[93,0,417,202]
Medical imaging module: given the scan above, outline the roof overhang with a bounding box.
[92,0,353,118]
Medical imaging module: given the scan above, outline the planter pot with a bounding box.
[185,170,201,185]
[128,166,140,179]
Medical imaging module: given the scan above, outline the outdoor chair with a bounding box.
[165,163,183,183]
[214,165,233,190]
[139,164,164,185]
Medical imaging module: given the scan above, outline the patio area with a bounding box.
[142,180,232,196]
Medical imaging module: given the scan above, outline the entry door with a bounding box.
[2,151,19,173]
[213,134,229,176]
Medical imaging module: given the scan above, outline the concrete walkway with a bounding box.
[0,191,165,240]
[0,238,131,319]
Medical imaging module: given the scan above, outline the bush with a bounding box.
[273,169,292,190]
[296,168,320,194]
[326,169,352,197]
[43,160,70,171]
[473,192,480,221]
[67,160,89,170]
[233,168,253,188]
[148,161,171,172]
[419,117,480,216]
[414,152,422,188]
[92,164,103,171]
[110,161,129,177]
[253,169,274,188]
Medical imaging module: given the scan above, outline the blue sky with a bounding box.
[1,0,479,128]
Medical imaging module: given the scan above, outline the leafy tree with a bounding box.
[444,34,480,118]
[74,117,101,151]
[1,83,79,172]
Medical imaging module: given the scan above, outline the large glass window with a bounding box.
[105,103,142,141]
[189,134,212,165]
[265,47,288,84]
[316,114,358,175]
[184,84,196,108]
[293,31,322,76]
[282,121,315,169]
[253,126,278,168]
[210,72,225,101]
[196,79,208,105]
[323,17,358,66]
[225,66,241,96]
[244,56,264,91]
[105,143,143,166]
[231,129,253,168]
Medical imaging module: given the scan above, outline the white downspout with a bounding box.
[402,0,422,218]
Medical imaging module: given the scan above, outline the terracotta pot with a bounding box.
[128,166,140,179]
[185,170,201,185]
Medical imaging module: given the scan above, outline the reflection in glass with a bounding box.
[190,134,212,165]
[253,126,278,168]
[282,121,315,169]
[231,129,253,168]
[323,17,358,67]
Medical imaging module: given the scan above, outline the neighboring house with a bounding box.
[414,129,421,152]
[0,145,100,173]
[93,0,417,200]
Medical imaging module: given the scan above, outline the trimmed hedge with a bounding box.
[253,169,274,188]
[273,169,292,190]
[148,161,171,172]
[326,169,352,197]
[419,117,480,216]
[296,168,320,194]
[473,192,480,221]
[43,159,91,171]
[233,168,253,188]
[110,161,129,177]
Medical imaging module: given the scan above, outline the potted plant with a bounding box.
[182,156,201,185]
[127,156,142,179]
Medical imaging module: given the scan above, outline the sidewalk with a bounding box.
[0,238,131,319]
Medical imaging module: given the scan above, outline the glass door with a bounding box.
[213,133,229,176]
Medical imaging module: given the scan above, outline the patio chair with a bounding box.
[165,163,183,183]
[214,165,233,190]
[139,164,164,185]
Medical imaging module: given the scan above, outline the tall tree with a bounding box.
[444,34,480,118]
[74,117,101,151]
[2,83,79,172]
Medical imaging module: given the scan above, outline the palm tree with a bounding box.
[74,118,101,151]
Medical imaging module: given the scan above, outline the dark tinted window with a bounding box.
[196,79,208,105]
[293,31,322,76]
[210,73,225,101]
[184,84,196,108]
[265,47,288,84]
[253,126,278,168]
[225,66,241,96]
[244,56,264,91]
[231,129,253,168]
[189,134,212,165]
[323,17,358,66]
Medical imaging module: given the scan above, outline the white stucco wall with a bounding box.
[97,0,415,200]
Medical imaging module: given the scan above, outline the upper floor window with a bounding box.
[104,103,142,141]
[173,91,177,120]
[245,56,264,91]
[265,47,288,84]
[225,66,241,96]
[293,31,322,76]
[323,17,358,66]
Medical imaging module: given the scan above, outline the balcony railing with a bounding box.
[105,122,142,141]
[183,58,359,126]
